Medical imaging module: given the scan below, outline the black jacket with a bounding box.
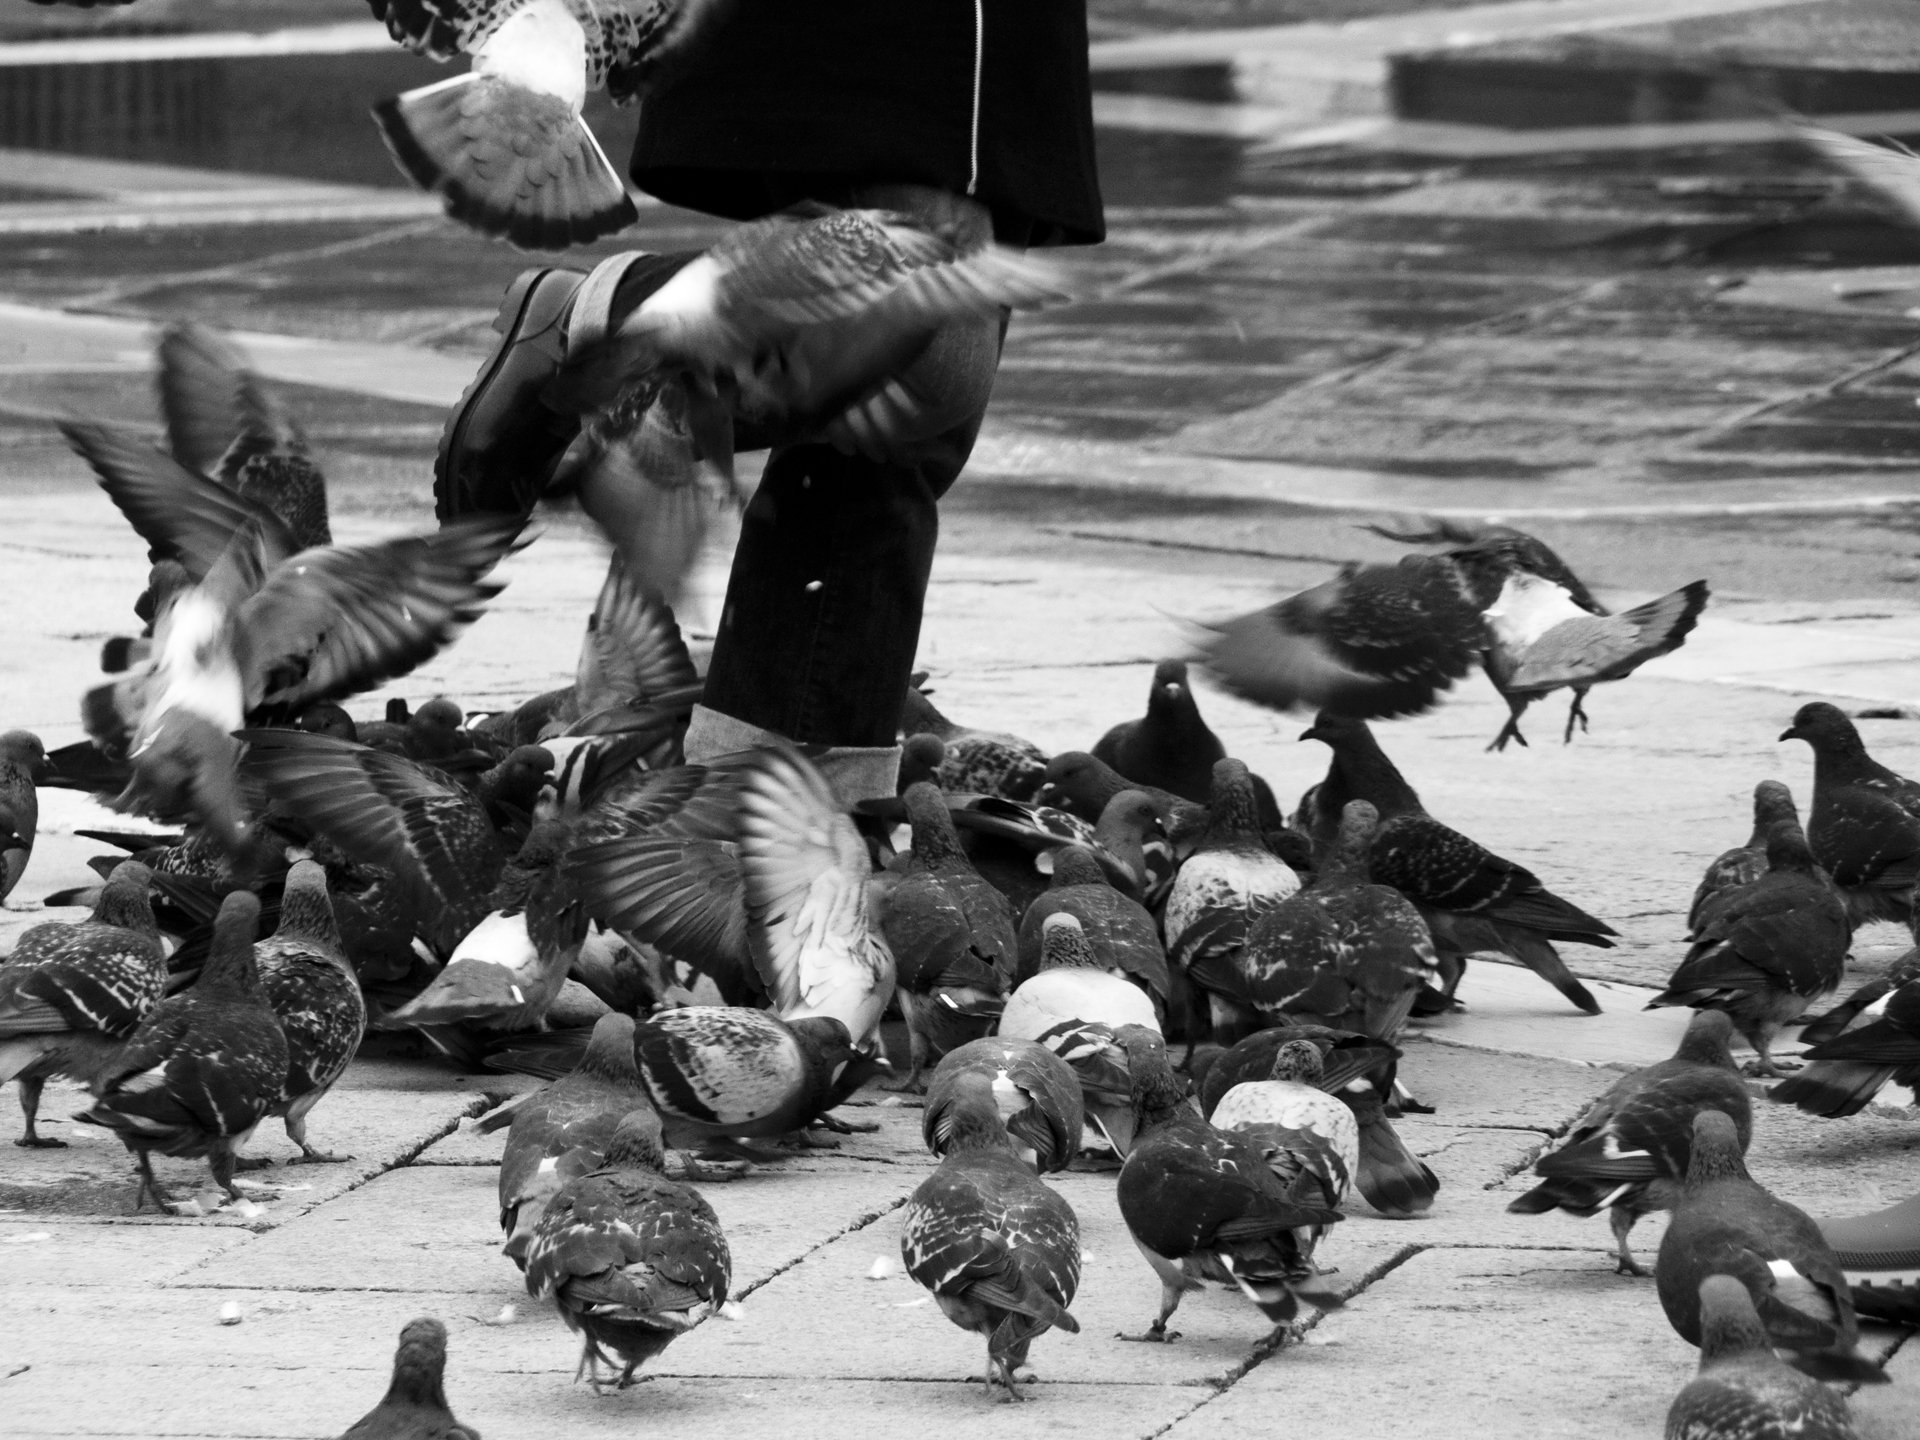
[630,0,1104,247]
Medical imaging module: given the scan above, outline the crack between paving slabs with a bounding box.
[156,1091,504,1279]
[731,1191,916,1303]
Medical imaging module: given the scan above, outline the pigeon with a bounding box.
[1690,781,1806,935]
[248,859,367,1165]
[1780,701,1920,936]
[1015,846,1169,1002]
[1773,976,1920,1118]
[381,822,590,1037]
[523,1107,731,1389]
[1508,1010,1752,1276]
[74,891,289,1211]
[548,205,1072,490]
[155,320,332,551]
[1208,1039,1360,1227]
[899,685,1049,801]
[898,733,947,793]
[1194,1024,1436,1219]
[1036,749,1207,845]
[1163,759,1304,1042]
[1664,1274,1859,1440]
[1196,520,1708,751]
[476,553,699,749]
[899,1069,1082,1402]
[488,1013,647,1262]
[1656,1110,1887,1384]
[1300,713,1611,1013]
[877,782,1019,1089]
[0,862,164,1148]
[1113,1025,1344,1340]
[1001,914,1161,1158]
[0,730,45,902]
[65,417,521,857]
[1800,945,1920,1047]
[1648,819,1850,1078]
[923,1037,1084,1175]
[1091,659,1227,806]
[340,1317,481,1440]
[1238,800,1439,1042]
[630,1005,872,1156]
[369,0,733,249]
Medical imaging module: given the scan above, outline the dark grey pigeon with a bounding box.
[1663,1275,1857,1440]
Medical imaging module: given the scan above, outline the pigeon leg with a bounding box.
[1116,1281,1185,1343]
[283,1112,352,1165]
[880,1023,927,1094]
[1607,1206,1650,1278]
[992,1352,1028,1403]
[1563,688,1592,744]
[1742,1022,1798,1078]
[667,1151,753,1183]
[812,1111,881,1135]
[129,1148,171,1214]
[1487,699,1531,753]
[208,1145,247,1204]
[14,1078,66,1148]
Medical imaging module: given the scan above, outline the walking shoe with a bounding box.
[434,267,585,522]
[1818,1191,1920,1324]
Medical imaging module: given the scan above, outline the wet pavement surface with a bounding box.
[1,1,1919,1436]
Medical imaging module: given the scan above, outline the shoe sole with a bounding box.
[434,267,577,520]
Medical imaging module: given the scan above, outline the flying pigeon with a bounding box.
[1664,1274,1860,1440]
[1195,1024,1436,1219]
[75,891,289,1211]
[1656,1110,1888,1384]
[1690,780,1807,934]
[0,862,164,1148]
[0,731,45,903]
[340,1317,481,1440]
[900,1069,1083,1402]
[922,1037,1084,1175]
[247,859,367,1165]
[1300,713,1612,1013]
[1780,701,1920,936]
[899,685,1049,801]
[876,782,1018,1089]
[1195,520,1707,750]
[1015,846,1169,1003]
[1649,819,1850,1077]
[370,0,734,249]
[523,1107,732,1389]
[1773,975,1920,1118]
[1238,800,1439,1043]
[1162,759,1304,1042]
[1508,1010,1751,1276]
[1114,1025,1344,1341]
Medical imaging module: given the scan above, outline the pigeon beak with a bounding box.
[1778,726,1800,742]
[1298,727,1319,743]
[1161,683,1183,700]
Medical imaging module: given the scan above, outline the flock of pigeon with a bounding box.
[0,3,1915,1435]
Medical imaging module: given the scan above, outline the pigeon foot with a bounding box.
[1116,1324,1178,1343]
[15,1135,66,1149]
[234,1155,276,1172]
[286,1148,353,1166]
[1613,1254,1651,1278]
[813,1112,880,1135]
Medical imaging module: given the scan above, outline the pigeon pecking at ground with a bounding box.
[1779,701,1920,938]
[900,1068,1083,1403]
[921,1036,1085,1175]
[1649,817,1850,1078]
[1508,1010,1751,1276]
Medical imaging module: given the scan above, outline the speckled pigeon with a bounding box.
[899,685,1049,801]
[1509,1010,1751,1276]
[1015,846,1169,1001]
[0,861,164,1148]
[1300,713,1611,1013]
[523,1107,732,1390]
[1656,1110,1888,1384]
[900,1070,1082,1401]
[75,891,289,1211]
[1649,819,1849,1078]
[923,1036,1084,1175]
[1780,701,1920,936]
[340,1317,480,1440]
[1209,1040,1359,1224]
[1664,1275,1859,1440]
[1114,1025,1344,1340]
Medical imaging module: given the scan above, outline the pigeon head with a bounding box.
[1038,912,1100,971]
[1694,1275,1773,1365]
[1762,818,1817,875]
[95,861,158,934]
[1203,758,1261,841]
[201,891,265,997]
[1672,1010,1739,1070]
[902,782,966,864]
[1267,1039,1324,1085]
[412,697,466,734]
[1299,712,1368,747]
[1779,702,1865,757]
[787,1015,861,1090]
[294,702,356,741]
[1684,1109,1750,1188]
[898,733,946,789]
[1751,779,1798,832]
[1148,658,1190,708]
[0,729,46,777]
[579,1012,640,1084]
[276,858,342,949]
[1299,712,1421,817]
[603,1107,669,1173]
[382,1317,454,1410]
[1039,750,1117,813]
